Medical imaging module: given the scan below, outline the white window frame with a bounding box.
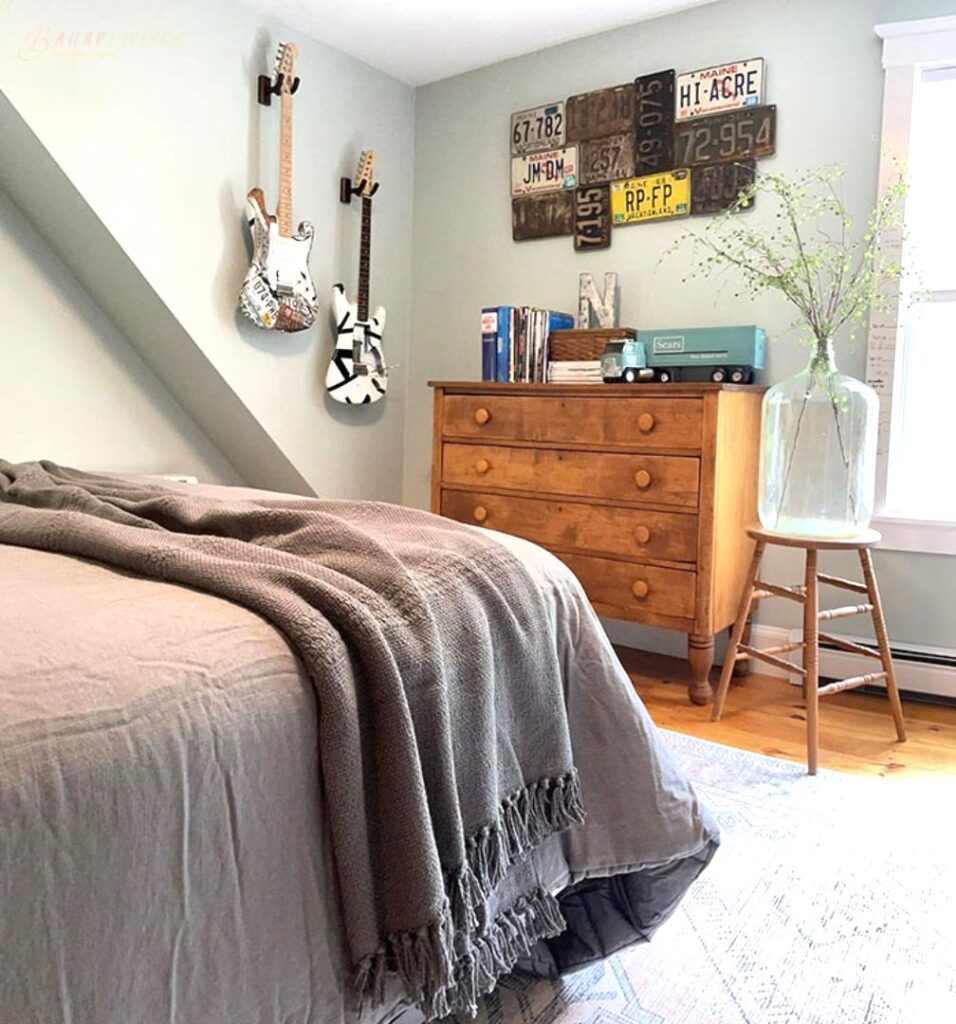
[868,16,956,556]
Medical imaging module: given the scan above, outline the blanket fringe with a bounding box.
[353,770,583,1021]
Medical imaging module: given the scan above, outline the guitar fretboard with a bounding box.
[277,89,294,237]
[358,195,372,322]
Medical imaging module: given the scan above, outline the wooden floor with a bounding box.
[619,647,956,780]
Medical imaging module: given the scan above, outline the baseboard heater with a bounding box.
[749,624,956,705]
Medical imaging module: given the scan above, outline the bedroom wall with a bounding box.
[0,189,242,482]
[406,0,956,653]
[0,0,416,501]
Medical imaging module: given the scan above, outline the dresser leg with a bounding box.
[688,633,715,706]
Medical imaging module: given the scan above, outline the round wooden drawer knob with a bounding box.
[474,407,492,425]
[475,458,491,474]
[634,469,652,489]
[638,412,655,433]
[631,580,650,600]
[473,506,488,523]
[635,525,651,544]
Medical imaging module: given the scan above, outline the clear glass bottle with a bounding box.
[758,339,879,538]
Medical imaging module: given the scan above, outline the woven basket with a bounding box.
[550,327,636,362]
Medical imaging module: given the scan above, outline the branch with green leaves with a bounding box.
[664,165,908,345]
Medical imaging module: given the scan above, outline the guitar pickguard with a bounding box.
[239,189,318,332]
[325,284,388,404]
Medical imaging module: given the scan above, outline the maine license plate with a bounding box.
[676,57,764,121]
[512,192,574,240]
[634,69,675,174]
[611,169,690,224]
[673,105,775,167]
[510,101,566,156]
[511,146,577,196]
[579,132,635,185]
[566,83,635,142]
[691,158,755,215]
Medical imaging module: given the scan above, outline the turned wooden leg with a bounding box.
[713,540,765,721]
[859,549,907,742]
[731,609,754,678]
[803,550,820,775]
[688,634,716,706]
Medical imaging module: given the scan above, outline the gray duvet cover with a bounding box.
[0,483,718,1024]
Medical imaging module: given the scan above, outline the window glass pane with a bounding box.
[906,71,956,291]
[886,299,956,518]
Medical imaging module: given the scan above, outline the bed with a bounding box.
[0,466,718,1024]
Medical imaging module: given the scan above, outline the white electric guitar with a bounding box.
[239,42,318,333]
[326,151,387,404]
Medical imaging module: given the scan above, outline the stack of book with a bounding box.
[548,360,604,384]
[481,306,575,383]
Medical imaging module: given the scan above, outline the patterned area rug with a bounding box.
[480,731,956,1024]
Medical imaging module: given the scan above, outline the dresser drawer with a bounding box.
[442,394,703,450]
[441,443,700,509]
[441,490,698,563]
[559,553,696,622]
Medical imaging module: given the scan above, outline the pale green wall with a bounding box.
[0,0,416,501]
[0,189,241,482]
[406,0,956,652]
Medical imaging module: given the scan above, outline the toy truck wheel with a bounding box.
[656,369,672,383]
[730,367,746,383]
[710,368,726,383]
[623,368,637,383]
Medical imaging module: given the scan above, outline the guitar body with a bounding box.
[239,188,318,332]
[326,284,388,404]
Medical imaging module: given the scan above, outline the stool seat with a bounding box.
[746,526,882,550]
[713,524,906,774]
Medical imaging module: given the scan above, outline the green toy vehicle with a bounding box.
[601,326,766,384]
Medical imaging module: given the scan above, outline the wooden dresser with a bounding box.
[429,381,763,704]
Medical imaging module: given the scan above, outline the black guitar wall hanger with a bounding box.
[340,177,380,204]
[257,72,300,106]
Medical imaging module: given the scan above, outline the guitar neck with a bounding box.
[357,195,372,322]
[277,89,294,237]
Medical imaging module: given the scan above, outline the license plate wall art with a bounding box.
[508,56,775,248]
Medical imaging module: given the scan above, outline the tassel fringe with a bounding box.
[352,770,584,1021]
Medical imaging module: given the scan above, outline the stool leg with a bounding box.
[859,549,907,742]
[804,549,819,775]
[712,540,765,721]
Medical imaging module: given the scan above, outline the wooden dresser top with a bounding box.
[428,381,765,397]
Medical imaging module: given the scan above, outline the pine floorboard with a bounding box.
[618,646,956,780]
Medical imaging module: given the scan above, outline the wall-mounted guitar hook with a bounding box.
[339,177,381,204]
[257,73,300,106]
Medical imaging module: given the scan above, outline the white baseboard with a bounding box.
[747,624,956,700]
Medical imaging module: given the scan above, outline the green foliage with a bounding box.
[667,165,908,345]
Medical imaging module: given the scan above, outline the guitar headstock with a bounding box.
[274,41,299,95]
[353,150,377,198]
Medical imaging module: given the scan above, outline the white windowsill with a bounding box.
[872,513,956,555]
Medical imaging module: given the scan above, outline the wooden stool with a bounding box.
[712,526,907,774]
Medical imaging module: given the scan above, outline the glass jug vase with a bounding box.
[758,339,878,538]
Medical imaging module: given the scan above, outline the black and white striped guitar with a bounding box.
[326,151,387,404]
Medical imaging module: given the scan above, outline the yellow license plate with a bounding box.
[610,169,691,224]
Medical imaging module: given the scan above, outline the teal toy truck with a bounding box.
[601,325,765,384]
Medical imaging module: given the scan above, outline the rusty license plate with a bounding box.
[511,145,578,196]
[673,105,775,167]
[578,132,635,185]
[574,185,611,250]
[634,69,675,174]
[566,83,635,142]
[512,191,574,241]
[691,159,756,215]
[510,101,566,156]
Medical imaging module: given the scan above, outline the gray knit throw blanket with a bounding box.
[0,462,585,1019]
